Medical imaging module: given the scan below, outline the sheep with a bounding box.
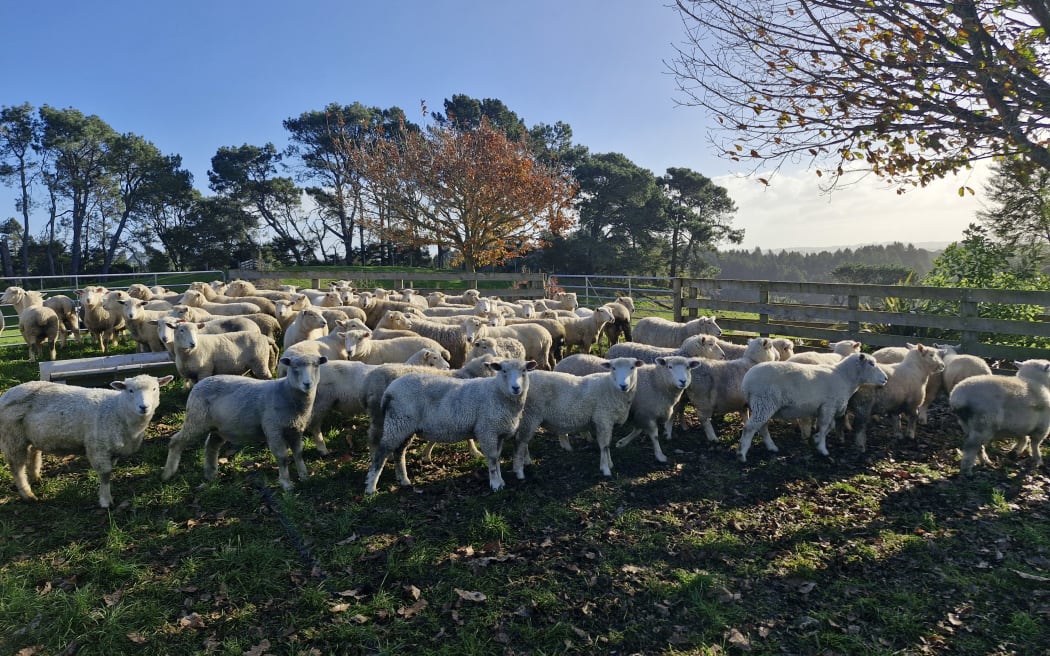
[606,334,726,363]
[154,316,261,356]
[392,313,471,368]
[166,305,279,340]
[161,353,328,491]
[787,340,862,365]
[466,336,527,362]
[950,359,1050,475]
[552,305,615,355]
[461,316,554,370]
[614,356,703,462]
[42,293,80,346]
[76,286,125,353]
[305,347,450,455]
[171,322,277,388]
[936,344,993,395]
[427,288,481,307]
[188,280,277,316]
[181,288,264,317]
[737,353,889,462]
[598,296,634,346]
[1,286,60,361]
[510,357,644,480]
[283,307,329,349]
[343,329,451,365]
[398,288,430,309]
[633,315,722,348]
[718,336,794,361]
[120,298,169,353]
[356,296,421,329]
[535,291,578,312]
[0,373,173,507]
[364,358,538,494]
[552,353,611,376]
[680,337,780,443]
[847,343,945,451]
[872,343,943,425]
[502,316,568,362]
[277,325,351,376]
[225,279,296,302]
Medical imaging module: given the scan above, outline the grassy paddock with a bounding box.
[0,340,1048,655]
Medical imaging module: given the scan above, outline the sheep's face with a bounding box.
[855,354,889,387]
[698,316,723,337]
[487,359,536,397]
[121,298,145,320]
[111,374,173,416]
[281,355,327,394]
[342,330,371,356]
[656,356,702,390]
[1,286,25,305]
[173,322,201,350]
[603,357,643,393]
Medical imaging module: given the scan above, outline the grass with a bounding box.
[1,339,1049,655]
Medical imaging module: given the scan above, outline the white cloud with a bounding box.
[715,164,990,251]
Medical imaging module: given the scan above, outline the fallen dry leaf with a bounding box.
[330,603,351,613]
[397,599,428,618]
[178,613,205,630]
[454,588,487,602]
[15,647,45,656]
[103,589,124,607]
[404,584,421,600]
[244,639,272,656]
[726,627,751,651]
[126,633,148,644]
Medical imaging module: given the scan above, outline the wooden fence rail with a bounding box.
[676,278,1050,362]
[228,270,547,299]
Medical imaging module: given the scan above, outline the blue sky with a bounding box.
[2,0,984,251]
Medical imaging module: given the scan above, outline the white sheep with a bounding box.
[466,335,527,362]
[949,359,1050,475]
[1,286,60,361]
[343,329,451,365]
[680,337,780,443]
[181,288,263,317]
[633,315,722,348]
[154,315,262,356]
[461,316,553,369]
[598,296,635,346]
[872,343,943,424]
[0,373,173,507]
[787,340,862,365]
[283,307,329,349]
[606,334,726,363]
[364,358,538,494]
[189,281,277,316]
[305,348,450,455]
[936,344,993,395]
[42,293,80,347]
[171,321,277,388]
[427,289,481,307]
[614,356,703,462]
[510,357,643,480]
[534,291,578,312]
[551,305,615,355]
[277,327,350,376]
[120,298,169,353]
[847,343,945,451]
[77,286,125,353]
[381,313,470,367]
[718,336,794,361]
[162,353,328,490]
[737,353,889,462]
[225,279,296,302]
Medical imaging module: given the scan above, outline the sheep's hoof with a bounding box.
[614,437,631,448]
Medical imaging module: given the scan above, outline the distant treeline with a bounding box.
[708,242,939,284]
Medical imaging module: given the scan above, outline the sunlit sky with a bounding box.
[2,0,986,252]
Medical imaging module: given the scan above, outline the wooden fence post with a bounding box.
[848,294,860,339]
[759,282,769,336]
[960,289,979,353]
[673,278,683,322]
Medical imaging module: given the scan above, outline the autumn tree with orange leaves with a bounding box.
[352,117,576,272]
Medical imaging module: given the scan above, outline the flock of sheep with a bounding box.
[0,280,1047,509]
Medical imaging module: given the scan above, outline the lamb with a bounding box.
[161,353,328,491]
[552,353,611,376]
[171,321,277,388]
[427,289,481,307]
[42,293,80,346]
[76,286,125,353]
[181,288,264,317]
[936,344,993,395]
[614,356,702,462]
[343,329,451,365]
[599,296,634,346]
[872,343,943,424]
[502,317,568,362]
[718,336,795,361]
[398,288,430,309]
[534,291,578,312]
[225,279,296,302]
[461,316,554,369]
[680,337,780,443]
[364,358,538,494]
[356,295,421,329]
[0,373,173,507]
[633,315,722,348]
[466,336,527,362]
[737,353,889,462]
[277,325,351,376]
[188,280,277,316]
[847,343,945,451]
[607,334,726,363]
[787,340,862,365]
[155,316,261,356]
[1,286,60,361]
[949,359,1050,475]
[305,347,450,455]
[510,357,643,480]
[166,305,280,340]
[120,297,169,353]
[283,307,329,349]
[553,305,615,355]
[274,296,312,331]
[387,313,469,368]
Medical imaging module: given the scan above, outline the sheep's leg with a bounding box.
[701,418,719,443]
[47,338,56,361]
[202,434,226,481]
[310,425,330,456]
[466,438,483,459]
[265,429,296,491]
[1012,436,1032,457]
[420,441,437,463]
[662,416,675,442]
[28,446,43,483]
[615,429,642,449]
[392,436,414,487]
[286,430,309,483]
[813,412,836,457]
[90,456,115,509]
[645,425,668,463]
[512,434,532,480]
[759,424,778,454]
[960,428,993,475]
[482,436,505,491]
[596,426,615,476]
[557,435,573,451]
[363,448,392,495]
[5,443,37,501]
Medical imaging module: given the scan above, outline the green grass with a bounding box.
[1,338,1049,655]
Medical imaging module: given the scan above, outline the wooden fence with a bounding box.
[228,269,547,299]
[676,278,1050,362]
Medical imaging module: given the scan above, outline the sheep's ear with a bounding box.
[906,342,917,349]
[487,361,503,372]
[633,360,644,368]
[599,361,612,371]
[197,322,206,329]
[110,381,128,391]
[656,357,668,366]
[317,356,328,365]
[525,360,538,371]
[157,375,175,386]
[688,359,702,369]
[280,357,292,367]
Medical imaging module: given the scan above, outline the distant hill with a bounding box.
[762,241,951,254]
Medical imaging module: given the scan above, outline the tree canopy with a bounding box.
[670,0,1050,190]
